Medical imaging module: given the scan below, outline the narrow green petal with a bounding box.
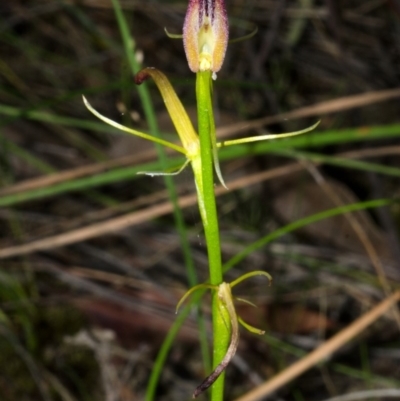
[207,78,227,188]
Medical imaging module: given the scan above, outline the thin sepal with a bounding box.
[165,25,258,44]
[82,96,186,155]
[238,316,265,335]
[230,270,273,289]
[234,297,257,308]
[164,27,183,39]
[218,120,321,148]
[137,159,191,177]
[229,24,258,44]
[176,283,217,314]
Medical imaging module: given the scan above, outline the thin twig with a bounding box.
[321,388,400,401]
[0,163,303,259]
[217,87,400,139]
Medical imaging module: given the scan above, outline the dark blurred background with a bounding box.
[0,1,400,400]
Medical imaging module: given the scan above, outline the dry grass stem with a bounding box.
[303,163,400,328]
[1,143,399,259]
[234,291,400,401]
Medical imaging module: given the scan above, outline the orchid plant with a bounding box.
[84,0,318,399]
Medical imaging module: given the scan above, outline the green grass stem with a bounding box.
[223,198,393,272]
[2,133,400,208]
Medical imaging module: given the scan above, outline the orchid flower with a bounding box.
[183,0,229,79]
[176,271,272,398]
[176,0,257,77]
[85,1,322,400]
[83,68,319,225]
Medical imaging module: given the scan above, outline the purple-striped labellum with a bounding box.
[183,0,229,75]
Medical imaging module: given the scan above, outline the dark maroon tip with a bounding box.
[134,68,155,85]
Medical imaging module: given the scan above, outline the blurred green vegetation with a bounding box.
[1,1,400,400]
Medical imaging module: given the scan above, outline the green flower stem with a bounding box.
[196,71,223,284]
[196,71,229,401]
